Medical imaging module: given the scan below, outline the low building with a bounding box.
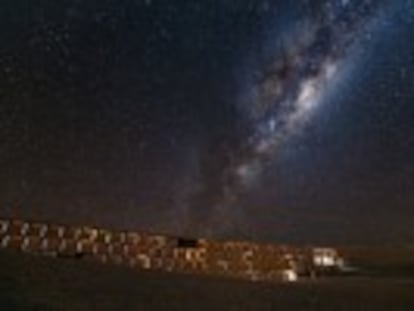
[0,218,344,282]
[311,247,345,275]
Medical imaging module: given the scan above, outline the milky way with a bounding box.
[0,0,412,244]
[188,0,391,235]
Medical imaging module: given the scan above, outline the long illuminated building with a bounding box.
[0,218,343,282]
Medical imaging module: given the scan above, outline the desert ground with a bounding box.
[0,250,414,310]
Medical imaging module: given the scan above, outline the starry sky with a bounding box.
[0,0,413,245]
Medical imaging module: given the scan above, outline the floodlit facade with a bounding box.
[0,218,343,282]
[313,248,344,268]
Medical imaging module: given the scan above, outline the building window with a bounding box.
[177,238,198,248]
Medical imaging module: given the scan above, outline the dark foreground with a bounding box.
[0,251,413,311]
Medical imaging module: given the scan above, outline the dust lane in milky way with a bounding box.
[187,0,392,235]
[0,0,412,244]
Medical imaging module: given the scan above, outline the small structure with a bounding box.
[312,248,344,274]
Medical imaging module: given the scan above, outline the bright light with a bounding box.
[283,269,298,282]
[313,248,339,267]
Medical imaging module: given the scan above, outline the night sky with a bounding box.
[0,0,413,245]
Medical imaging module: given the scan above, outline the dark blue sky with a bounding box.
[0,0,413,245]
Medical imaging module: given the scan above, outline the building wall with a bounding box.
[0,218,305,282]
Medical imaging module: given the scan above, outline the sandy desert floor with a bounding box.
[0,250,413,311]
